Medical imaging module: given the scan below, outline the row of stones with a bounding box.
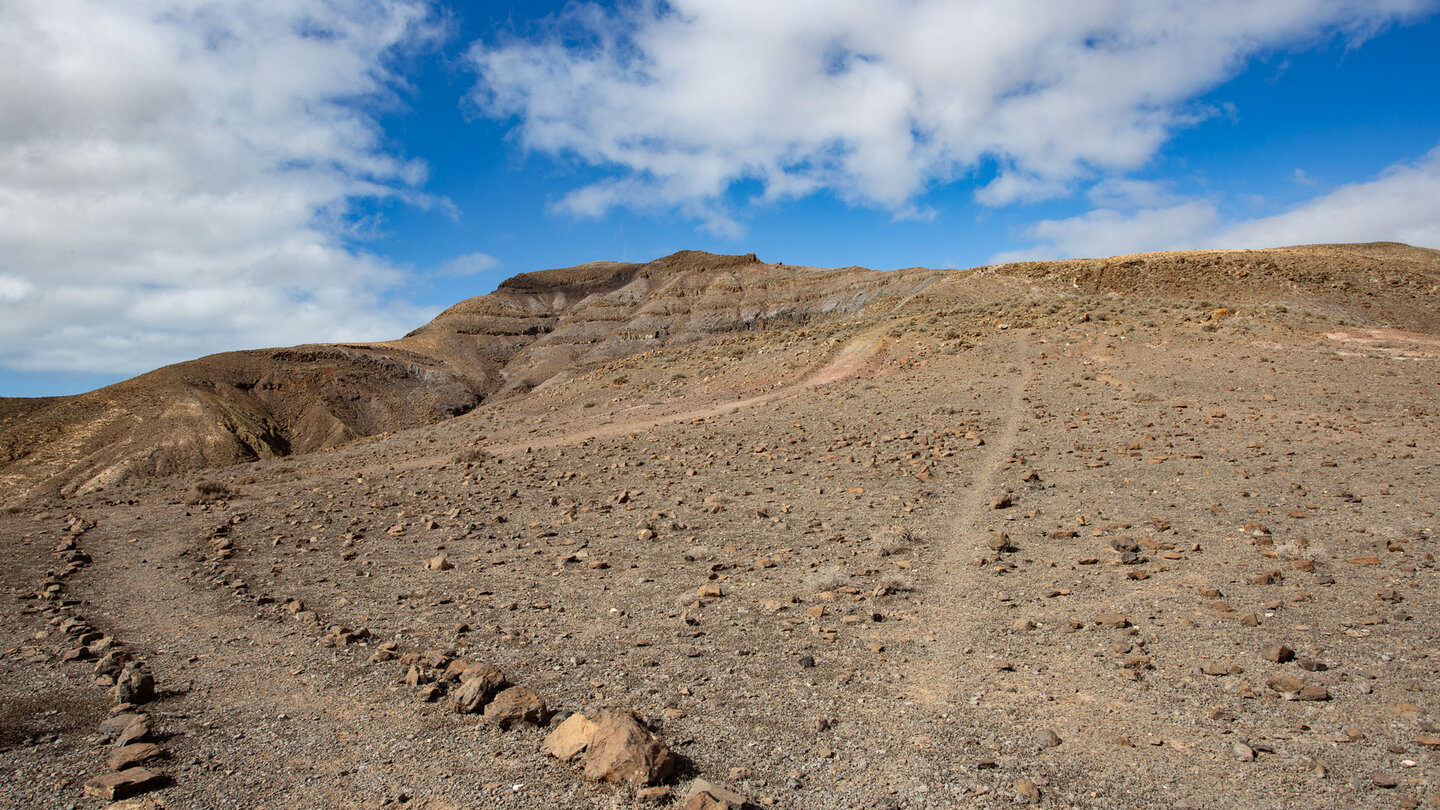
[25,517,169,802]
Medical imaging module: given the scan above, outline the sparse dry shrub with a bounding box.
[184,480,233,505]
[802,565,847,594]
[449,447,492,466]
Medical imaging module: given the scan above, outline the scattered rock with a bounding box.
[1262,644,1294,663]
[113,664,155,705]
[483,685,549,729]
[98,713,149,744]
[582,710,675,787]
[1037,729,1062,748]
[106,743,163,771]
[1095,613,1130,629]
[682,791,731,810]
[425,554,453,571]
[83,768,162,801]
[450,665,506,714]
[1014,777,1041,803]
[683,779,747,809]
[543,713,599,762]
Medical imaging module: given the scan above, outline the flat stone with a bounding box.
[106,743,163,771]
[1095,613,1130,629]
[682,791,731,810]
[83,768,162,801]
[98,713,149,743]
[684,779,747,809]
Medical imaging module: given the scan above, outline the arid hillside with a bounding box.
[2,243,1436,507]
[1,242,1438,810]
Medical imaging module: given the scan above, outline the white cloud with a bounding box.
[1218,146,1440,248]
[0,0,446,377]
[469,0,1433,230]
[434,252,501,277]
[995,144,1440,261]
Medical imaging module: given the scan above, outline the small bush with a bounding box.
[449,447,492,466]
[183,480,233,505]
[802,565,847,594]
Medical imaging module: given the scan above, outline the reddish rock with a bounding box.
[582,710,675,787]
[543,713,599,761]
[106,743,162,771]
[450,665,506,714]
[83,768,162,800]
[483,685,549,729]
[1094,613,1130,629]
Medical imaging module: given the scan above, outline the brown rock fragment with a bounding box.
[582,710,675,786]
[1262,644,1294,663]
[483,685,549,729]
[1094,613,1130,629]
[543,713,599,761]
[83,768,162,801]
[1014,778,1041,803]
[450,665,506,714]
[683,779,747,810]
[682,792,730,810]
[113,664,155,705]
[106,743,162,771]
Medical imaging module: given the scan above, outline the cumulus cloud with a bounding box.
[469,0,1433,230]
[0,0,446,378]
[994,145,1440,261]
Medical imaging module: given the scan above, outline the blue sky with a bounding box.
[2,0,1439,397]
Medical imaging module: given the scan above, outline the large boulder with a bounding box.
[582,710,675,787]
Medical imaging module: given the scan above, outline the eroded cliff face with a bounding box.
[2,243,1437,504]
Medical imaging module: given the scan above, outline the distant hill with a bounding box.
[2,242,1436,504]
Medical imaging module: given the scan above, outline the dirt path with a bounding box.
[484,333,883,456]
[908,343,1036,709]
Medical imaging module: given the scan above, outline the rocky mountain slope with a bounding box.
[3,243,1436,507]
